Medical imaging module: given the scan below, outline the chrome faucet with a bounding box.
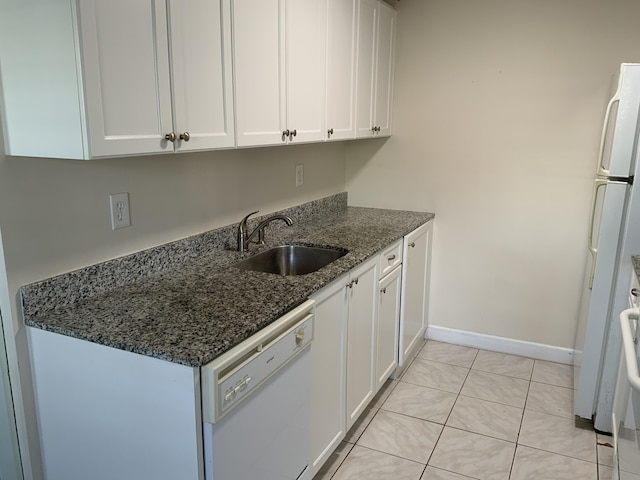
[237,210,293,252]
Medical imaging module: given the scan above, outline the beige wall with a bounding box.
[0,118,346,478]
[346,0,640,348]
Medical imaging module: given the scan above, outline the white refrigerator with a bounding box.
[574,63,640,432]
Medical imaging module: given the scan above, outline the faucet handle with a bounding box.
[239,210,259,226]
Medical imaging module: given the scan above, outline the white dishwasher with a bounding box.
[201,300,314,480]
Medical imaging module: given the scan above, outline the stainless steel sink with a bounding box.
[233,245,348,276]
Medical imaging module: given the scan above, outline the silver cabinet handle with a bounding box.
[380,287,387,294]
[372,126,377,133]
[409,242,416,248]
[632,288,640,297]
[328,128,334,137]
[289,129,297,139]
[282,129,290,137]
[353,277,359,286]
[387,254,396,261]
[180,132,190,142]
[165,132,176,142]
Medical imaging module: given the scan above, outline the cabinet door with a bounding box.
[354,0,377,139]
[168,0,235,151]
[233,0,286,147]
[376,265,401,391]
[286,0,326,144]
[346,256,378,430]
[399,221,433,367]
[373,1,395,137]
[79,0,174,157]
[325,0,357,141]
[309,278,348,477]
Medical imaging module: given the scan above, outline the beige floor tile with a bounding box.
[421,466,478,479]
[417,341,479,368]
[597,443,614,466]
[472,350,534,380]
[531,360,573,388]
[460,370,529,408]
[446,395,523,442]
[598,464,614,480]
[525,381,573,418]
[332,445,424,480]
[510,445,597,480]
[382,381,457,424]
[403,358,469,394]
[518,410,596,463]
[371,378,398,408]
[357,409,442,463]
[344,406,378,443]
[312,442,354,480]
[428,427,515,480]
[621,471,640,479]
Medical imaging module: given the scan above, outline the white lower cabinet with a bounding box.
[345,256,379,429]
[309,274,348,475]
[399,221,433,367]
[309,220,433,476]
[375,264,401,390]
[28,328,203,480]
[308,256,377,476]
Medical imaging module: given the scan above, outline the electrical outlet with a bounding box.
[109,193,131,230]
[295,164,304,187]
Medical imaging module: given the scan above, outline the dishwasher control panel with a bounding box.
[218,317,312,415]
[201,300,315,423]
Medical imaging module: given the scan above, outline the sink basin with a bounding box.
[233,245,348,276]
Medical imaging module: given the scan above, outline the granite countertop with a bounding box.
[21,195,434,368]
[633,256,640,282]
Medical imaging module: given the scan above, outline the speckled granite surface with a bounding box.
[633,256,640,282]
[21,193,434,368]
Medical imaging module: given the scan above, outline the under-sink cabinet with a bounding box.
[0,0,234,159]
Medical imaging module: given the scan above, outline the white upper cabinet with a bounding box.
[325,0,357,141]
[167,0,235,152]
[233,0,326,147]
[78,1,174,157]
[373,1,395,137]
[355,0,396,139]
[0,0,234,159]
[80,0,235,156]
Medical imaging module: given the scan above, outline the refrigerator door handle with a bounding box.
[619,308,640,392]
[597,94,620,177]
[587,178,628,289]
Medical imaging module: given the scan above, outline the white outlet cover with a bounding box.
[109,193,131,230]
[295,164,304,187]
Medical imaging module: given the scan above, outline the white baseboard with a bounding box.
[425,325,574,365]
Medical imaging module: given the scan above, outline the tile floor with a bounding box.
[313,340,614,480]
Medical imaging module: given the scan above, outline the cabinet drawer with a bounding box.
[379,240,402,277]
